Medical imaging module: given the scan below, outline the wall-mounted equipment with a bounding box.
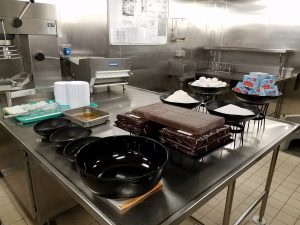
[0,0,61,106]
[70,57,132,93]
[171,18,188,42]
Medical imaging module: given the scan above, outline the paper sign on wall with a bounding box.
[108,0,169,45]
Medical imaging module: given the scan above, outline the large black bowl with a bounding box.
[160,94,202,109]
[76,135,168,199]
[188,82,228,95]
[49,126,92,148]
[63,136,101,162]
[205,100,261,123]
[232,89,282,104]
[33,118,72,138]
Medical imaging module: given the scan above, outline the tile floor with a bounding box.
[0,150,300,225]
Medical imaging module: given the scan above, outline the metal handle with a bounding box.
[12,0,34,28]
[35,52,59,61]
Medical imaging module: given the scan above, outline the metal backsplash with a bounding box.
[37,0,212,91]
[36,0,300,91]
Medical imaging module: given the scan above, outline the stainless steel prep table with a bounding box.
[0,86,299,225]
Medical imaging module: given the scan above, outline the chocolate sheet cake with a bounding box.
[132,103,225,135]
[160,126,231,157]
[115,112,162,138]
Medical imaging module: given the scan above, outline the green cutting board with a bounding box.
[15,101,97,124]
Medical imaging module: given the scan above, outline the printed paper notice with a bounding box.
[108,0,169,45]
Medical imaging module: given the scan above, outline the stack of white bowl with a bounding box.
[54,81,90,109]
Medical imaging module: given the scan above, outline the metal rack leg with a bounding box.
[253,146,280,225]
[222,180,236,225]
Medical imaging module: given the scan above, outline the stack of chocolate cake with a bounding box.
[114,112,162,139]
[115,103,231,158]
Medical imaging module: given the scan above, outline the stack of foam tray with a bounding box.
[116,103,231,158]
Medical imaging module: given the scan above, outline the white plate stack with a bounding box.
[54,81,68,105]
[66,81,90,109]
[54,81,90,109]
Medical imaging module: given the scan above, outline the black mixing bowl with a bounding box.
[188,82,228,95]
[33,118,72,138]
[49,126,92,148]
[76,135,168,199]
[205,100,261,123]
[160,94,202,109]
[63,136,101,162]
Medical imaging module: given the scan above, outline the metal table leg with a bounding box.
[222,180,236,225]
[253,146,280,225]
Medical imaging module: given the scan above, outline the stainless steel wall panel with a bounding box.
[0,19,57,35]
[0,0,57,20]
[49,0,212,91]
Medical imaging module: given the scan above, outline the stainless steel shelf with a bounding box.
[204,47,293,54]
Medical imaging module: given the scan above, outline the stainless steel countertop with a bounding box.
[0,86,299,225]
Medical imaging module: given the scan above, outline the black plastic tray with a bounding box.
[205,100,261,123]
[232,89,281,104]
[160,94,202,109]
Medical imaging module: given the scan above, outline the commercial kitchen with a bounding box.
[0,1,300,225]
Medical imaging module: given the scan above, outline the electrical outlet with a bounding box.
[175,49,186,58]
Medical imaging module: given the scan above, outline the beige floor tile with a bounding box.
[271,191,291,203]
[286,176,300,185]
[286,198,300,210]
[276,167,292,175]
[194,204,212,216]
[0,195,13,208]
[280,180,299,192]
[265,205,280,218]
[213,201,225,214]
[206,209,223,224]
[248,176,265,185]
[214,191,226,202]
[206,198,220,208]
[291,192,300,201]
[179,220,194,225]
[0,203,18,216]
[1,211,23,225]
[10,220,28,225]
[281,204,300,218]
[274,172,289,180]
[295,220,300,225]
[270,219,288,225]
[244,180,261,190]
[238,184,255,195]
[268,197,286,210]
[199,216,217,225]
[275,211,297,225]
[234,191,249,202]
[191,210,203,221]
